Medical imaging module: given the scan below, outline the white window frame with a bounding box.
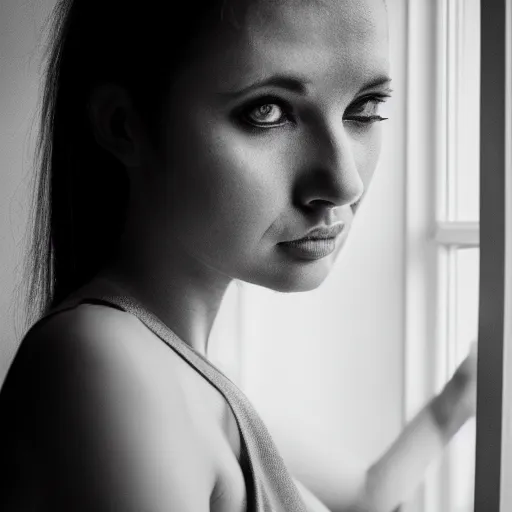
[404,0,512,511]
[402,1,481,512]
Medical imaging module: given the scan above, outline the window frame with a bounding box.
[402,1,482,512]
[475,0,511,511]
[404,0,512,511]
[502,0,512,510]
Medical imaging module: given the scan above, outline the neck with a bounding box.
[97,246,233,357]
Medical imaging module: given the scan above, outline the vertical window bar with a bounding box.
[475,0,507,509]
[447,0,459,222]
[436,0,449,224]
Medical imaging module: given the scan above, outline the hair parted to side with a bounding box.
[19,0,253,332]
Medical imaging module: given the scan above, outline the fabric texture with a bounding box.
[33,277,308,512]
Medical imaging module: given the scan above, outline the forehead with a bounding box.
[198,0,389,95]
[244,0,387,45]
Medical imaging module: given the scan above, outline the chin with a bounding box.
[245,257,335,293]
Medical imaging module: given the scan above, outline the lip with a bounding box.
[283,222,346,243]
[277,223,346,261]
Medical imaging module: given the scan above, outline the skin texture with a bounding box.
[90,0,391,355]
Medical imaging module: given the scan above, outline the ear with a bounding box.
[87,84,146,168]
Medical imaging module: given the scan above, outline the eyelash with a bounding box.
[237,94,390,129]
[237,95,294,128]
[345,95,390,124]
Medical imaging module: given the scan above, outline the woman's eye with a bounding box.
[344,96,390,124]
[241,99,291,127]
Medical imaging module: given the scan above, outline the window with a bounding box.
[434,2,480,511]
[403,1,480,511]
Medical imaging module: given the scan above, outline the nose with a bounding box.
[293,121,364,211]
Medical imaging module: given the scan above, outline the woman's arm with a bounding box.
[358,383,471,512]
[294,343,477,512]
[348,343,477,512]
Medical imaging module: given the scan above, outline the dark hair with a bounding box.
[19,0,246,330]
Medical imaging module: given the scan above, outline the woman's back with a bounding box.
[0,288,249,511]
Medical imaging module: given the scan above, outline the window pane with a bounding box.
[450,0,480,221]
[449,247,479,512]
[455,248,479,355]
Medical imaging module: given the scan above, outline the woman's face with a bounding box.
[137,0,390,292]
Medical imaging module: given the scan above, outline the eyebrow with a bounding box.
[219,75,310,98]
[219,73,392,99]
[358,75,393,93]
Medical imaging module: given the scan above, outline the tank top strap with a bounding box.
[36,278,307,512]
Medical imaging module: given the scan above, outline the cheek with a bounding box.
[162,124,289,251]
[354,128,383,191]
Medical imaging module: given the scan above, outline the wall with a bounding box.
[0,0,56,378]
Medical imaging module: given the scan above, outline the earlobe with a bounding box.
[87,84,143,167]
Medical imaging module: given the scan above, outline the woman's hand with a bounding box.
[450,340,478,418]
[430,341,477,440]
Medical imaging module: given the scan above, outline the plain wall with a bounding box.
[0,0,56,376]
[0,1,408,510]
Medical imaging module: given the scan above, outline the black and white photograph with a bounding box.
[0,1,510,511]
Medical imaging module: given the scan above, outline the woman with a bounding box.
[0,0,477,511]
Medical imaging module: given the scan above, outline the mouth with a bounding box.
[283,222,346,243]
[277,223,346,261]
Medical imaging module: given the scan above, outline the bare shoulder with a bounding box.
[1,304,217,511]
